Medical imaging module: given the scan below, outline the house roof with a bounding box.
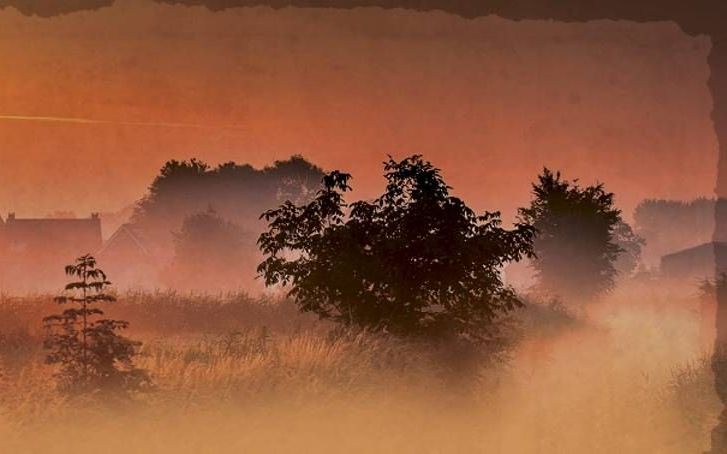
[661,241,727,261]
[98,223,160,260]
[2,214,102,251]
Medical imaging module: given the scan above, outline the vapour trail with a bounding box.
[0,114,246,130]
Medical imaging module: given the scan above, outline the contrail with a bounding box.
[0,114,246,130]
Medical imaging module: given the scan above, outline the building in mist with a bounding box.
[0,213,102,292]
[660,241,727,282]
[97,223,163,289]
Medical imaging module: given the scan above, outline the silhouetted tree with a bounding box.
[162,209,255,291]
[612,220,645,279]
[258,155,535,343]
[518,168,623,303]
[43,255,150,395]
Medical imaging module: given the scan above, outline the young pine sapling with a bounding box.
[43,254,151,395]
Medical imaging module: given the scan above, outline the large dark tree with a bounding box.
[518,168,624,303]
[258,155,535,342]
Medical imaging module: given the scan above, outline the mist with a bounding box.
[0,2,724,452]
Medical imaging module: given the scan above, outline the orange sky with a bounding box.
[0,1,718,222]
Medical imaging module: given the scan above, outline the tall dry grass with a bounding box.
[0,290,720,453]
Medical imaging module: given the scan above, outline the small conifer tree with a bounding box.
[43,254,150,395]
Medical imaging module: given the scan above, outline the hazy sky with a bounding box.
[0,0,717,221]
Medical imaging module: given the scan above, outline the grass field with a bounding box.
[0,290,720,453]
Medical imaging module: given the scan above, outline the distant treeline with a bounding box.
[132,155,324,241]
[633,197,716,265]
[125,155,324,291]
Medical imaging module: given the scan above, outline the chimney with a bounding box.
[7,213,15,221]
[91,213,99,220]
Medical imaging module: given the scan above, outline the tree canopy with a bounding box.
[258,155,535,342]
[519,168,625,303]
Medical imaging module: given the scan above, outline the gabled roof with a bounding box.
[98,223,159,260]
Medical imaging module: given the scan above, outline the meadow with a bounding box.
[0,289,720,453]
